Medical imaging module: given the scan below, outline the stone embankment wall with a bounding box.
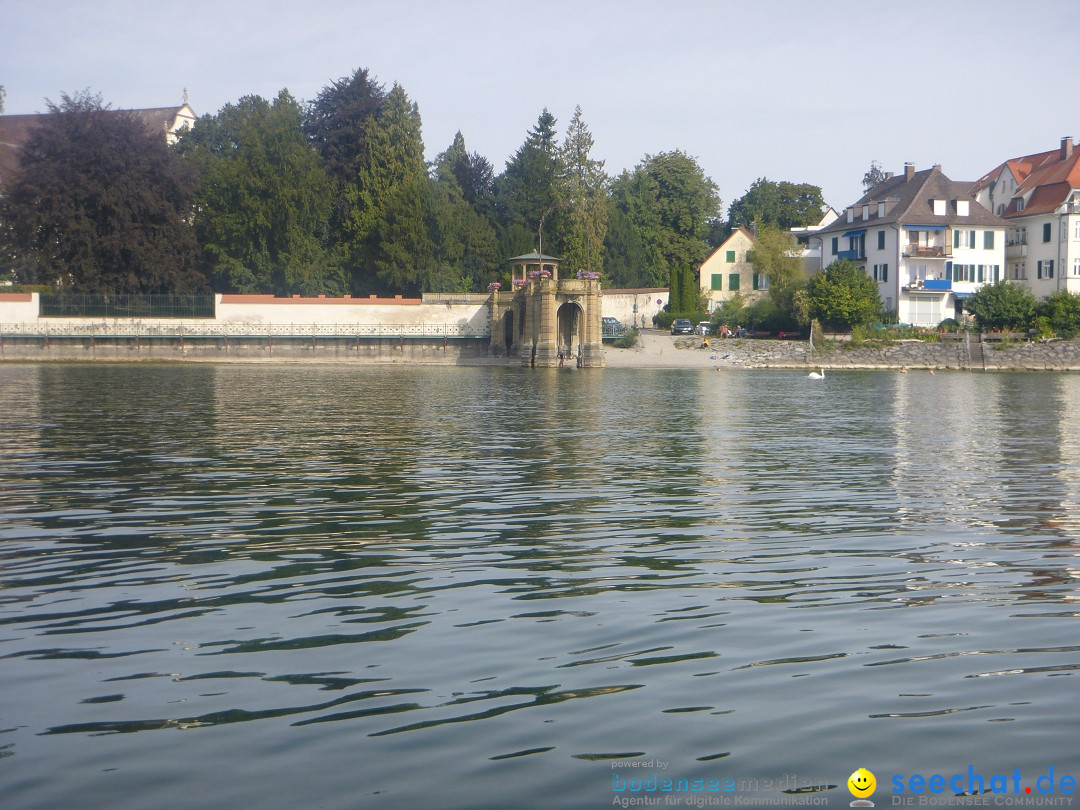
[715,336,1080,371]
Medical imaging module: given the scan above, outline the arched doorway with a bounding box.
[557,302,583,360]
[503,310,515,355]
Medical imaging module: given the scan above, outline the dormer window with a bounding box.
[862,205,870,220]
[956,199,970,216]
[932,199,946,216]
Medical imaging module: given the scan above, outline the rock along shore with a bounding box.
[602,330,1080,372]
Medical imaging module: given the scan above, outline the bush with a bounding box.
[612,327,639,349]
[965,281,1037,332]
[937,318,961,332]
[1038,290,1080,337]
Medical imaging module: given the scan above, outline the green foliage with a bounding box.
[964,281,1037,331]
[1038,290,1080,337]
[711,294,746,328]
[494,109,560,257]
[178,90,342,296]
[862,160,887,193]
[0,90,205,293]
[745,297,798,333]
[727,178,826,232]
[803,259,882,331]
[602,201,648,287]
[937,318,961,332]
[610,150,721,287]
[555,106,608,277]
[304,67,386,186]
[668,264,699,314]
[612,327,639,349]
[747,225,804,311]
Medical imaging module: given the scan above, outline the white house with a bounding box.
[972,137,1080,296]
[699,227,764,310]
[812,164,1007,327]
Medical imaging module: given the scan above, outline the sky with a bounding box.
[4,0,1077,217]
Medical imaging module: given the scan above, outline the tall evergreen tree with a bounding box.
[303,68,386,186]
[431,132,500,291]
[494,109,559,257]
[0,90,205,292]
[355,83,435,294]
[555,105,608,276]
[434,131,495,219]
[178,90,342,296]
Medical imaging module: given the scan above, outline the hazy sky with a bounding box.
[5,0,1077,215]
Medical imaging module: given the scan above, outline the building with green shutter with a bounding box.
[811,163,1007,327]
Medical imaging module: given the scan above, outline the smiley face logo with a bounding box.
[848,768,876,798]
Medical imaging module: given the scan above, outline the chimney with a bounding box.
[884,172,894,180]
[1062,137,1074,162]
[904,162,915,181]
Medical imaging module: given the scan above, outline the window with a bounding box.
[983,231,994,249]
[1074,258,1080,276]
[882,264,888,282]
[728,273,740,291]
[877,230,885,250]
[726,250,736,263]
[1047,259,1054,278]
[1074,220,1080,241]
[831,237,838,255]
[873,264,879,281]
[755,274,770,290]
[993,265,1000,282]
[933,199,946,216]
[977,265,985,282]
[1044,223,1052,242]
[711,275,723,291]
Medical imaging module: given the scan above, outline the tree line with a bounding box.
[0,68,829,298]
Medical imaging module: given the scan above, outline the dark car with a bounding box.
[670,318,693,335]
[601,316,627,339]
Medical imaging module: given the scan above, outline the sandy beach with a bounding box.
[602,329,750,369]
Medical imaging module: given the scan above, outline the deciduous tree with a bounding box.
[727,178,825,232]
[178,90,342,296]
[611,150,720,287]
[862,160,887,193]
[0,90,205,292]
[802,259,882,331]
[965,281,1038,332]
[747,225,804,311]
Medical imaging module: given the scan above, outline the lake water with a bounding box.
[1,363,1077,809]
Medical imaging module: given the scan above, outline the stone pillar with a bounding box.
[578,279,605,367]
[532,278,559,367]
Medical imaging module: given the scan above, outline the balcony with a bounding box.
[903,278,952,292]
[1006,243,1028,259]
[903,245,951,259]
[837,249,865,261]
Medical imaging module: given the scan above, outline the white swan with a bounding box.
[808,368,824,379]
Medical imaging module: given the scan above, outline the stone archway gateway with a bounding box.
[557,301,582,359]
[488,252,604,367]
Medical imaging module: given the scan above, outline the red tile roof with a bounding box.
[1002,142,1080,218]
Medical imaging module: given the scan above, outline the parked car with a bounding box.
[670,318,693,335]
[601,317,627,339]
[697,321,712,335]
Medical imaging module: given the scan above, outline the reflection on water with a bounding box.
[0,364,1077,809]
